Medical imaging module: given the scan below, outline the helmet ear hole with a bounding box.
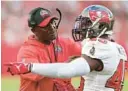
[99,23,105,29]
[99,23,109,30]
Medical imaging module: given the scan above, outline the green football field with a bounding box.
[1,75,128,91]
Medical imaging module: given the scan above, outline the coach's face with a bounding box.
[35,19,57,42]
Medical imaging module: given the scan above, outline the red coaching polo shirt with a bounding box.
[17,35,81,91]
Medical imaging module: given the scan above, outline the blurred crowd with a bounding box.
[1,1,128,74]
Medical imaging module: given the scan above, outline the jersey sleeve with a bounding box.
[82,38,120,74]
[17,46,44,82]
[116,44,127,61]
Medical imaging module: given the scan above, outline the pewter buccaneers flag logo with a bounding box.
[89,10,110,23]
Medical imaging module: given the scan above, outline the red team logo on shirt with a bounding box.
[55,45,62,53]
[40,10,50,18]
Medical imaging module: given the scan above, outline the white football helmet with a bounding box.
[72,5,114,41]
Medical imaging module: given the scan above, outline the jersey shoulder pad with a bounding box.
[82,38,115,59]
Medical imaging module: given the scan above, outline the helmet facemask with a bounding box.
[72,16,110,41]
[72,16,92,41]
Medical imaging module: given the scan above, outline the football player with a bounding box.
[5,5,127,91]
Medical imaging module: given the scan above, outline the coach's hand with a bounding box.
[4,62,31,75]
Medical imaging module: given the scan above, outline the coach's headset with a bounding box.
[28,7,62,30]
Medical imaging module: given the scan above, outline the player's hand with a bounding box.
[4,62,31,75]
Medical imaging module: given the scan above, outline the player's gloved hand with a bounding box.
[4,62,31,75]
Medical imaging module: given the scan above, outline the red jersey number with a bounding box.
[105,60,125,91]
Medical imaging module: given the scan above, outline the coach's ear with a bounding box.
[31,27,41,36]
[31,27,36,33]
[31,28,34,33]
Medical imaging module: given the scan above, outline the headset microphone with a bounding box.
[56,8,62,29]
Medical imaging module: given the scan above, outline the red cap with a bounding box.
[38,16,58,27]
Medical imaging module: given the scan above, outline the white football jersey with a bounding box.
[81,38,127,91]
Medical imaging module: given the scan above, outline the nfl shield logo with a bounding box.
[55,45,62,53]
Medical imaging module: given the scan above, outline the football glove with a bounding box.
[4,62,31,75]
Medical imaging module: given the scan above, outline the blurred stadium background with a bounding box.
[1,1,128,91]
